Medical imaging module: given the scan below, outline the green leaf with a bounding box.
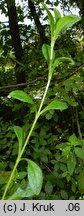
[8,160,43,199]
[62,146,71,158]
[54,8,61,24]
[8,185,35,200]
[0,161,7,171]
[42,44,55,63]
[78,170,84,192]
[13,125,23,144]
[53,14,81,40]
[0,175,6,184]
[28,159,43,195]
[42,44,51,62]
[41,100,68,114]
[61,171,68,178]
[13,125,24,154]
[45,112,53,120]
[5,60,15,71]
[45,181,53,194]
[52,57,74,71]
[68,135,84,147]
[16,171,27,180]
[61,190,68,199]
[75,140,84,147]
[74,147,84,159]
[68,134,78,143]
[9,90,34,104]
[67,154,76,175]
[42,3,54,36]
[56,143,69,150]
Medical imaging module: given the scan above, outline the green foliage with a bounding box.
[8,159,43,199]
[56,134,84,182]
[42,2,55,38]
[54,15,81,40]
[0,2,83,200]
[13,126,24,155]
[78,170,84,192]
[42,44,53,63]
[74,148,84,159]
[41,100,68,114]
[42,3,81,44]
[9,185,35,200]
[9,90,34,104]
[27,159,43,195]
[67,154,76,175]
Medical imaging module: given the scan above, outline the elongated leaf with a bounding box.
[9,90,34,104]
[13,125,24,154]
[42,44,51,62]
[42,44,55,63]
[42,3,54,36]
[54,8,61,24]
[74,147,84,159]
[8,185,34,200]
[13,125,23,144]
[54,15,81,40]
[52,57,74,71]
[28,159,43,195]
[67,154,76,175]
[41,100,68,114]
[73,140,84,147]
[56,143,69,150]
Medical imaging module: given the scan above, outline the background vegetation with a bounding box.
[0,0,84,199]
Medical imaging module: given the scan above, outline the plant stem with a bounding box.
[2,35,54,199]
[2,156,20,200]
[17,78,51,160]
[2,78,51,200]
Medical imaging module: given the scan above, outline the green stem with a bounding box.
[2,156,20,200]
[2,36,55,200]
[2,78,51,200]
[49,41,54,79]
[17,77,51,160]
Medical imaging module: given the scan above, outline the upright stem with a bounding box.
[2,78,51,200]
[17,78,51,160]
[2,157,20,200]
[2,36,54,200]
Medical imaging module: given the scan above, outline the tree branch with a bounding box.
[0,64,83,92]
[76,108,82,140]
[28,0,47,44]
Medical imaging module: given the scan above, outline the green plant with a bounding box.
[56,134,84,176]
[2,3,80,200]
